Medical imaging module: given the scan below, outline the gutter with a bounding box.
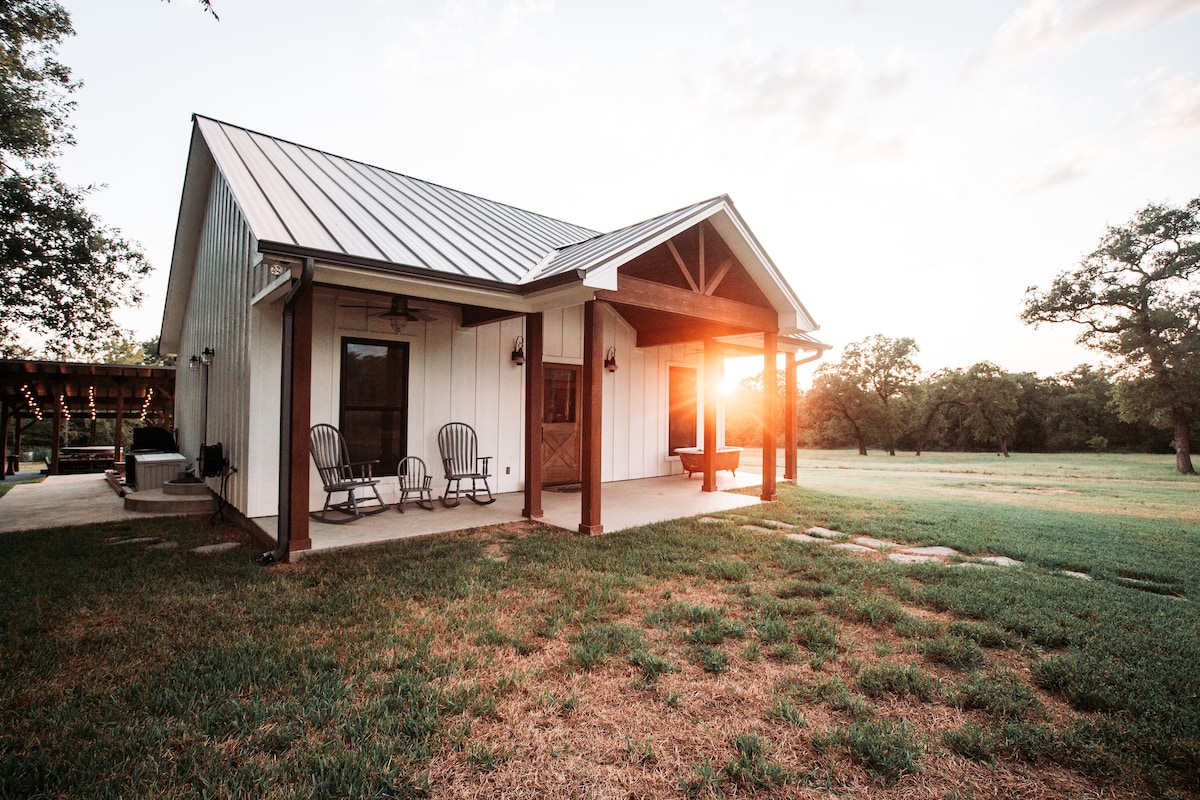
[264,256,315,565]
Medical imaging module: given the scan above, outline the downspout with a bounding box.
[264,256,315,565]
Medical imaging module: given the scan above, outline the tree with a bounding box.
[805,366,878,455]
[839,335,921,455]
[1023,197,1200,474]
[906,368,965,456]
[1,0,151,358]
[961,362,1021,457]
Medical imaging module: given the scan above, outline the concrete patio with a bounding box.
[260,468,768,554]
[0,466,776,553]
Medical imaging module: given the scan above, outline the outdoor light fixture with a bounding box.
[188,355,200,372]
[200,347,215,367]
[604,346,618,373]
[511,336,526,365]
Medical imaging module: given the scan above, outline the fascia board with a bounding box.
[312,263,532,312]
[707,201,820,332]
[578,201,727,288]
[159,121,216,355]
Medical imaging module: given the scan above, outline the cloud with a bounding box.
[996,0,1200,57]
[1018,147,1097,194]
[1145,72,1200,145]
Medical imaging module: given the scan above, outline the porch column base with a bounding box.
[578,523,604,535]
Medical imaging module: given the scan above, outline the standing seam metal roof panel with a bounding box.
[221,125,344,253]
[196,116,605,284]
[285,144,425,266]
[198,118,294,244]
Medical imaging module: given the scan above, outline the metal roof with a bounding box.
[195,116,598,284]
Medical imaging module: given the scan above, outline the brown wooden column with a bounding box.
[702,338,719,492]
[761,331,778,502]
[50,406,62,475]
[522,312,544,519]
[579,300,603,535]
[113,384,125,463]
[784,351,797,481]
[286,281,314,553]
[1,400,10,475]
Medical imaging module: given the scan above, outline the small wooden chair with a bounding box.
[437,422,495,507]
[396,456,435,512]
[308,424,386,523]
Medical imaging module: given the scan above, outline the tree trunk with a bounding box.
[1173,407,1196,475]
[857,438,868,456]
[999,437,1010,458]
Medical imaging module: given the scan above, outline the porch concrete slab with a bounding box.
[259,471,765,554]
[0,474,195,534]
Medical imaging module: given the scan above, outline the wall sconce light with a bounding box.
[188,355,200,372]
[604,346,618,373]
[200,347,215,367]
[265,257,291,277]
[511,336,526,365]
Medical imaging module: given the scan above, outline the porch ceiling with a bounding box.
[0,359,176,421]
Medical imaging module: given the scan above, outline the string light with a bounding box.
[59,395,70,422]
[88,385,97,421]
[19,384,43,421]
[140,388,155,422]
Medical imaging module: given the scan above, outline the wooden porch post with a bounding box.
[579,300,603,535]
[522,312,544,519]
[287,280,314,553]
[50,403,62,475]
[784,351,797,481]
[113,384,125,464]
[761,331,778,502]
[1,400,10,475]
[702,338,719,492]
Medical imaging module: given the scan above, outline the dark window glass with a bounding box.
[543,367,578,424]
[340,339,408,477]
[668,366,697,455]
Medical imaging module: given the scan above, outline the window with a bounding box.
[340,338,409,477]
[668,366,697,455]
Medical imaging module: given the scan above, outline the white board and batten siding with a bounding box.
[307,289,528,509]
[178,170,277,516]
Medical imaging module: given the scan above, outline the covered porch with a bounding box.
[265,466,769,555]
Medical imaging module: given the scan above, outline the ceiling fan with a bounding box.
[340,295,436,331]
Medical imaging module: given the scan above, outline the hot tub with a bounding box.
[675,446,742,477]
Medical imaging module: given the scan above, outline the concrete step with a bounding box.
[124,487,218,515]
[163,479,211,497]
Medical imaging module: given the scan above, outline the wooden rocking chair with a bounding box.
[396,456,435,512]
[437,422,495,507]
[309,424,387,523]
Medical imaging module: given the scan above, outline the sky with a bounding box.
[52,0,1200,384]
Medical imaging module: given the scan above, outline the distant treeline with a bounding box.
[726,362,1179,456]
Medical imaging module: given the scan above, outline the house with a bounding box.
[160,115,826,560]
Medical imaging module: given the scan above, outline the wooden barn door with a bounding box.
[542,364,581,486]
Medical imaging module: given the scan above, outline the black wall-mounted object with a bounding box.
[199,442,227,478]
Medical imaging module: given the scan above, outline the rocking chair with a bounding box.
[437,422,495,507]
[396,456,435,512]
[309,424,387,523]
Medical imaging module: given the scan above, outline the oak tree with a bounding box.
[1023,198,1200,474]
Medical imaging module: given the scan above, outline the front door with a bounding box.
[542,364,581,486]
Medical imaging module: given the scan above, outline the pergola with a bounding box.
[0,359,176,474]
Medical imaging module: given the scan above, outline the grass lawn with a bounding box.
[1,452,1197,798]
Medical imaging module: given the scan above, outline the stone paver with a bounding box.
[854,536,895,550]
[740,525,778,535]
[889,552,943,564]
[979,556,1023,567]
[192,542,240,555]
[952,562,993,570]
[1059,570,1093,581]
[698,517,728,524]
[785,532,821,543]
[832,542,877,553]
[149,541,179,550]
[759,520,795,530]
[900,546,964,558]
[804,527,843,539]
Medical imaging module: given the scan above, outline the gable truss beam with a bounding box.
[595,275,778,331]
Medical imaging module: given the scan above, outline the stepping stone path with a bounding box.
[731,519,1037,573]
[104,535,240,556]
